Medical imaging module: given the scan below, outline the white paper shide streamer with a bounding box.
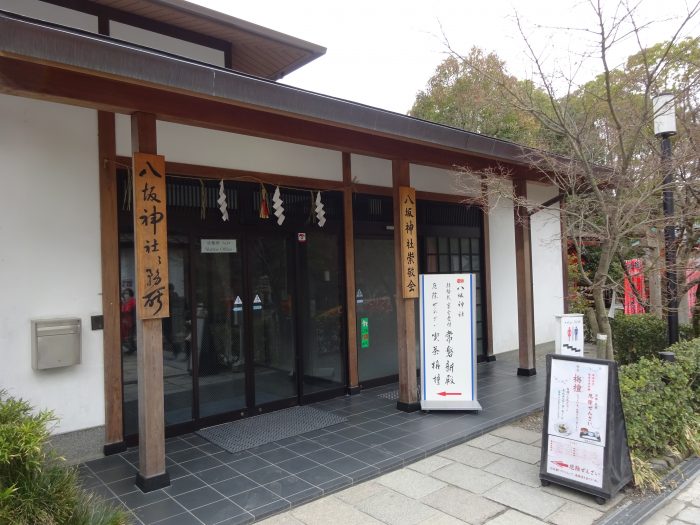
[218,179,229,221]
[272,186,285,225]
[315,191,326,227]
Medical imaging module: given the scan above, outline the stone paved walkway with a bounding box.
[643,472,700,525]
[256,423,625,525]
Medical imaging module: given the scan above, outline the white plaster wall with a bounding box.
[0,94,104,434]
[115,116,343,181]
[410,164,481,198]
[487,182,520,353]
[110,21,225,67]
[1,0,98,32]
[528,182,565,344]
[351,154,392,187]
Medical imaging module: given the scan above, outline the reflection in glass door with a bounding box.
[355,237,398,382]
[120,235,193,435]
[300,231,345,397]
[249,236,297,407]
[194,238,246,419]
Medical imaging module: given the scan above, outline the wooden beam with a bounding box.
[392,160,419,411]
[131,112,170,492]
[0,58,549,180]
[98,111,126,454]
[513,179,536,375]
[342,153,360,394]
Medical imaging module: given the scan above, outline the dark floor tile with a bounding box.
[284,440,319,455]
[264,475,315,499]
[107,476,140,496]
[245,465,290,485]
[195,465,237,484]
[318,475,352,494]
[86,482,116,500]
[303,447,345,464]
[182,435,209,446]
[228,455,272,474]
[347,466,380,483]
[286,486,323,507]
[133,497,186,523]
[296,465,345,487]
[164,474,207,496]
[257,447,298,464]
[306,432,348,447]
[351,447,396,466]
[229,486,283,513]
[247,498,291,520]
[173,486,224,511]
[211,475,260,498]
[299,428,328,438]
[325,456,372,476]
[180,455,223,473]
[120,488,170,510]
[164,439,192,455]
[152,511,200,524]
[94,463,138,484]
[275,435,309,447]
[276,455,318,474]
[197,443,225,455]
[246,442,280,455]
[330,439,366,455]
[167,464,190,481]
[190,498,249,525]
[85,454,130,473]
[214,450,253,464]
[78,470,102,489]
[168,448,204,464]
[355,420,391,432]
[352,432,391,447]
[332,425,368,439]
[216,512,255,525]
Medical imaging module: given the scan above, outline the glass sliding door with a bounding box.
[194,238,246,419]
[355,237,398,383]
[120,234,193,436]
[299,231,345,398]
[249,235,297,407]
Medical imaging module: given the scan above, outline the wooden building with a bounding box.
[0,0,565,491]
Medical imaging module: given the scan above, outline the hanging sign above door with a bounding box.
[399,186,419,298]
[419,273,481,411]
[133,152,169,319]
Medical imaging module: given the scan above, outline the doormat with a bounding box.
[196,406,347,454]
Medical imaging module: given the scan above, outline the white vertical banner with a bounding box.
[419,273,481,411]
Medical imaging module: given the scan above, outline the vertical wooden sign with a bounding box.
[133,153,169,319]
[399,186,419,298]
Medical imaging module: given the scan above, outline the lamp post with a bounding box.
[653,93,678,345]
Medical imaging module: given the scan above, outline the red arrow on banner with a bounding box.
[437,391,462,396]
[552,461,569,468]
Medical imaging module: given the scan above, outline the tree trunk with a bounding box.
[592,242,615,360]
[586,307,599,339]
[693,285,700,338]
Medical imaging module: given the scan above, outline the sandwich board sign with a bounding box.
[419,273,481,411]
[540,354,632,503]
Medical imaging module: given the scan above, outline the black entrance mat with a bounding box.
[196,406,347,454]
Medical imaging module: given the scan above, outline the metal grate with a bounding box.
[196,406,347,453]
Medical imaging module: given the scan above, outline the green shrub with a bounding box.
[666,337,700,412]
[612,314,668,364]
[0,391,130,525]
[619,356,700,462]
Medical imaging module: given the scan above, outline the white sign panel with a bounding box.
[556,314,584,355]
[546,435,604,488]
[419,273,481,411]
[548,359,609,447]
[201,239,237,253]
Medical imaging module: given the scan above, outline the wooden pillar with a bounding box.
[98,111,127,454]
[343,153,360,394]
[514,179,536,375]
[481,179,495,361]
[131,112,170,492]
[393,160,420,411]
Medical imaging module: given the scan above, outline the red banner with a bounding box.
[624,259,646,315]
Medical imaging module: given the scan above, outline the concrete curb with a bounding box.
[598,455,700,525]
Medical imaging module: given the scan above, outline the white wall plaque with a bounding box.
[555,314,584,355]
[419,273,481,411]
[546,435,604,488]
[201,239,237,253]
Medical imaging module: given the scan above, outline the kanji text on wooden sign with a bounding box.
[133,153,169,319]
[399,186,419,298]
